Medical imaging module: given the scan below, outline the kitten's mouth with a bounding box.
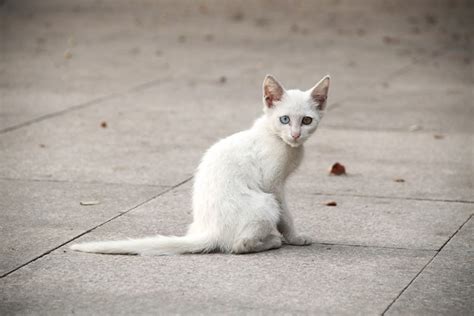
[284,138,302,147]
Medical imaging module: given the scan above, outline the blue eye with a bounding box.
[279,116,290,124]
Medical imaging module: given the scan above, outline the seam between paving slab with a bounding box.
[2,175,471,205]
[310,192,474,205]
[381,213,473,315]
[0,45,446,136]
[316,242,436,252]
[0,77,171,135]
[0,176,192,279]
[0,176,171,188]
[1,173,460,280]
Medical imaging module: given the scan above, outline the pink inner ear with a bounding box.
[313,94,327,103]
[264,86,282,107]
[264,95,273,107]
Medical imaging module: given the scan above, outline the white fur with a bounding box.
[70,75,330,255]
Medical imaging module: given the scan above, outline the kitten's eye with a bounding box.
[279,116,290,124]
[302,116,313,125]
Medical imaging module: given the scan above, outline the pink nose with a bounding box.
[291,132,301,140]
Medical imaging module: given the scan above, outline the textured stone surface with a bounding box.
[386,250,474,315]
[1,0,472,315]
[0,245,434,315]
[294,128,473,202]
[444,216,474,252]
[69,183,472,251]
[1,95,471,199]
[0,179,166,276]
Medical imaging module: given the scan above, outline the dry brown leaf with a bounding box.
[231,11,244,22]
[324,200,337,206]
[218,76,227,84]
[383,36,400,44]
[394,178,405,183]
[329,162,346,175]
[434,134,444,139]
[100,121,108,128]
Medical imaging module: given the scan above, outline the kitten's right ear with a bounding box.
[263,75,285,108]
[310,75,330,112]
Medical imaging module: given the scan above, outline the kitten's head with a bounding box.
[262,74,330,147]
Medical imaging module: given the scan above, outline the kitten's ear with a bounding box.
[310,75,330,112]
[263,75,285,108]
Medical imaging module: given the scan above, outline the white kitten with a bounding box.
[70,74,330,255]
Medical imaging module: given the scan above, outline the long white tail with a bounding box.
[69,234,214,255]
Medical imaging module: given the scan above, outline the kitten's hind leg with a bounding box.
[233,234,282,254]
[232,220,281,254]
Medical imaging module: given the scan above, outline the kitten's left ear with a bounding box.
[263,75,285,108]
[310,75,330,112]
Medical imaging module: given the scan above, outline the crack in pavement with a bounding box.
[309,191,474,205]
[0,76,171,135]
[381,214,473,315]
[0,176,192,279]
[0,45,447,136]
[0,176,175,188]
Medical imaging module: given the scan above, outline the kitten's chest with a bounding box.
[258,141,303,190]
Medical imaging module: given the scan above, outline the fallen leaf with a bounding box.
[198,4,209,14]
[425,14,437,25]
[357,28,366,36]
[255,17,269,27]
[434,134,444,139]
[290,24,299,33]
[218,76,227,84]
[347,60,357,67]
[231,11,244,22]
[80,200,100,206]
[129,47,140,55]
[204,33,214,41]
[100,121,108,128]
[383,36,400,45]
[39,144,46,148]
[394,178,405,183]
[329,162,346,175]
[410,26,421,35]
[324,200,337,206]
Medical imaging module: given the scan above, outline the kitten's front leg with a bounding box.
[276,192,312,246]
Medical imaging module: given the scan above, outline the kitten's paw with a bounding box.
[287,234,312,246]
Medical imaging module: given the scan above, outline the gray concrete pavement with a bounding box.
[1,0,473,315]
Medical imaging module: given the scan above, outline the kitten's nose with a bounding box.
[291,132,301,140]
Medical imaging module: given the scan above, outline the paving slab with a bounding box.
[0,179,167,277]
[1,0,472,315]
[67,182,471,255]
[386,219,474,315]
[294,128,473,202]
[1,83,472,201]
[0,85,226,187]
[444,216,474,253]
[289,193,472,251]
[2,0,462,131]
[0,244,434,315]
[326,87,473,134]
